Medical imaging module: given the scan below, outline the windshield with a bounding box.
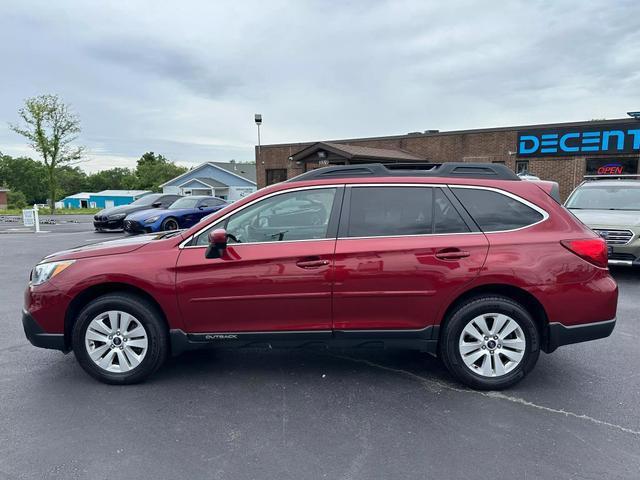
[169,197,201,209]
[566,186,640,211]
[130,194,162,206]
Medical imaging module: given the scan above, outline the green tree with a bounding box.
[135,152,187,191]
[7,190,27,209]
[10,94,84,212]
[86,167,138,192]
[0,153,48,204]
[57,165,88,199]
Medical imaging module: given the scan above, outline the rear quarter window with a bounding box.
[453,187,544,232]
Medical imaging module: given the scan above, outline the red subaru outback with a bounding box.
[23,163,618,389]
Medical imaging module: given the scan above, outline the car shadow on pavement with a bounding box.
[154,347,452,386]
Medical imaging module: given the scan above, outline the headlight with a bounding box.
[144,215,160,224]
[30,260,75,286]
[108,213,126,220]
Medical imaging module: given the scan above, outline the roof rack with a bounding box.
[287,162,521,182]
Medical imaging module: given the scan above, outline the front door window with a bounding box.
[195,188,337,245]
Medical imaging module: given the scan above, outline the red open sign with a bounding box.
[597,164,623,175]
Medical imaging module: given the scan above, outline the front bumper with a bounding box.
[545,318,616,353]
[597,230,640,266]
[93,218,124,230]
[22,309,67,352]
[608,250,640,267]
[123,219,151,234]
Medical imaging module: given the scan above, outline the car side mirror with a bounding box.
[205,228,228,259]
[152,202,162,208]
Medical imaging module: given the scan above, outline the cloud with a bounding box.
[0,0,638,170]
[88,39,242,100]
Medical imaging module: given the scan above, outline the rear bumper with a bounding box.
[22,309,68,352]
[544,318,616,353]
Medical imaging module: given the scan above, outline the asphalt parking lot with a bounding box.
[1,226,639,479]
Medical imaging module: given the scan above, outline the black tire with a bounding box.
[161,217,179,231]
[72,293,168,385]
[439,295,540,390]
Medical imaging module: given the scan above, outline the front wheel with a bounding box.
[439,296,540,390]
[161,217,179,231]
[72,293,168,384]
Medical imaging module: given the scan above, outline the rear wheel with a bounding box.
[72,293,168,384]
[440,295,540,390]
[161,217,179,231]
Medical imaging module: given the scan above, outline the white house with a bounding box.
[160,161,256,202]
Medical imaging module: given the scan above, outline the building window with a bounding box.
[266,168,288,185]
[515,160,529,175]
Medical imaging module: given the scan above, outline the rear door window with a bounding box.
[434,189,470,234]
[346,186,433,237]
[344,186,474,237]
[452,187,544,231]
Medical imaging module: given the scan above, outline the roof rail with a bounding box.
[584,174,640,180]
[287,162,521,182]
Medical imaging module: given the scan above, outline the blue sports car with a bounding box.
[123,195,228,234]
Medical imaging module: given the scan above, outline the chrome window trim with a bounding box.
[182,237,336,249]
[179,184,343,249]
[336,231,482,241]
[449,185,549,233]
[179,182,550,249]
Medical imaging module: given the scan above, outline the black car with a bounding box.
[93,194,182,231]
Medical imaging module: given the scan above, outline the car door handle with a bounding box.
[296,259,330,268]
[435,249,470,260]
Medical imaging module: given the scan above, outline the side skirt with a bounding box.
[169,326,439,356]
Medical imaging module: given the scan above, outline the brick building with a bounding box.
[0,188,8,209]
[255,118,640,200]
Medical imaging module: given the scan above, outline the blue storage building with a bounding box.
[61,190,151,209]
[61,192,93,209]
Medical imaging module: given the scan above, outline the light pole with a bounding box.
[255,114,262,162]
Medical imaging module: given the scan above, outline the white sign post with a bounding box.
[33,204,40,233]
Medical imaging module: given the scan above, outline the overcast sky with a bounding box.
[1,0,638,172]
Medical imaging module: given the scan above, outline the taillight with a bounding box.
[560,238,608,268]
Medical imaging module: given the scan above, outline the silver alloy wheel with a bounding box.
[164,219,178,231]
[84,310,148,373]
[458,313,526,377]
